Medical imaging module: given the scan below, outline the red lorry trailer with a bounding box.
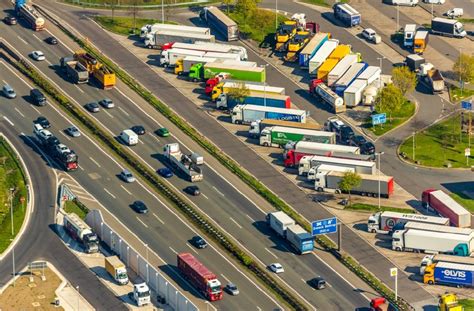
[422,189,471,228]
[177,253,223,301]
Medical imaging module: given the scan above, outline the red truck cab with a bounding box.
[205,74,232,96]
[160,42,175,51]
[309,79,324,95]
[369,297,397,311]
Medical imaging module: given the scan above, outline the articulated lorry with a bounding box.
[64,212,99,253]
[174,56,216,76]
[367,211,449,233]
[231,104,307,124]
[300,155,375,177]
[177,253,223,301]
[212,81,284,101]
[309,79,345,113]
[299,33,330,68]
[334,62,368,96]
[424,262,474,288]
[420,254,474,275]
[267,211,295,237]
[163,143,203,182]
[260,126,334,147]
[200,6,238,41]
[327,54,358,86]
[216,93,291,111]
[189,62,265,82]
[60,57,89,84]
[314,170,394,198]
[164,41,247,60]
[249,119,321,138]
[344,79,367,107]
[105,256,129,285]
[309,39,339,75]
[422,189,471,228]
[73,50,115,89]
[15,0,44,31]
[144,30,215,49]
[140,23,210,39]
[160,48,206,67]
[431,17,466,38]
[333,3,361,27]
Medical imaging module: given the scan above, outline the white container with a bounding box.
[344,79,367,107]
[308,40,339,75]
[327,54,358,86]
[357,66,381,85]
[120,129,138,146]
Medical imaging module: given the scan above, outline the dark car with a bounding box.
[131,125,146,135]
[184,185,200,196]
[308,277,326,290]
[340,125,355,145]
[131,200,148,214]
[45,36,58,45]
[350,135,367,147]
[85,102,100,113]
[360,142,376,155]
[99,98,114,109]
[191,236,207,249]
[224,283,239,295]
[34,116,51,128]
[157,167,173,178]
[4,16,17,25]
[30,88,46,106]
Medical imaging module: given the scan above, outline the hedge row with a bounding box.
[0,42,307,310]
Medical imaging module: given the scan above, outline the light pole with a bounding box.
[76,286,80,311]
[396,4,399,33]
[275,0,278,30]
[412,132,416,161]
[145,243,149,282]
[390,268,398,302]
[261,64,269,106]
[377,57,386,89]
[376,152,384,210]
[10,188,15,236]
[11,239,15,287]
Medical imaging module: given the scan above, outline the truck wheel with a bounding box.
[396,247,402,252]
[335,189,341,194]
[263,142,269,147]
[317,187,323,192]
[428,280,434,285]
[371,229,376,233]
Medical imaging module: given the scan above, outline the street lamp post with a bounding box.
[275,0,278,30]
[10,188,15,236]
[377,57,386,89]
[376,152,384,210]
[396,5,399,33]
[76,286,80,311]
[261,64,269,106]
[412,132,416,161]
[145,243,149,282]
[11,239,15,287]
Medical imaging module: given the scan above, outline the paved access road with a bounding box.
[0,4,373,310]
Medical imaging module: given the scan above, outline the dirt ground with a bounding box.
[0,268,64,311]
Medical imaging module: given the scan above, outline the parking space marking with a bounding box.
[220,274,231,283]
[59,131,71,141]
[120,185,132,195]
[17,36,28,45]
[89,156,101,168]
[245,214,255,222]
[14,108,25,118]
[212,186,224,196]
[265,248,278,259]
[168,246,178,254]
[3,116,14,126]
[186,243,198,254]
[201,193,209,199]
[118,106,130,116]
[103,188,116,199]
[74,84,84,93]
[103,109,114,119]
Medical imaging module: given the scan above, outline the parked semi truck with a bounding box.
[260,126,334,147]
[431,17,466,38]
[140,23,210,39]
[420,254,474,275]
[212,81,285,102]
[266,212,314,254]
[334,62,368,96]
[392,224,474,256]
[284,139,355,168]
[105,256,129,285]
[308,39,339,75]
[15,0,45,31]
[177,253,223,301]
[231,104,307,124]
[333,3,361,27]
[163,143,203,182]
[160,48,206,67]
[422,189,471,228]
[327,54,358,86]
[63,212,99,253]
[309,79,345,113]
[300,155,376,176]
[249,119,321,138]
[174,56,216,76]
[189,62,265,82]
[130,283,151,307]
[217,93,291,111]
[299,33,330,68]
[424,262,474,288]
[284,30,312,62]
[60,57,89,84]
[317,58,340,82]
[200,6,238,41]
[344,79,367,107]
[357,66,381,86]
[404,24,417,47]
[275,20,298,52]
[314,170,394,197]
[162,42,241,59]
[367,211,449,233]
[144,30,215,49]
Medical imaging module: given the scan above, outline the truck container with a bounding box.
[334,62,368,96]
[333,3,361,27]
[317,58,340,82]
[404,222,473,235]
[314,170,394,197]
[422,189,471,228]
[344,79,367,107]
[93,66,116,90]
[405,54,425,72]
[140,23,210,39]
[189,62,265,82]
[144,30,215,49]
[420,254,474,275]
[60,57,89,84]
[16,2,45,31]
[206,78,263,96]
[119,129,138,146]
[200,6,238,41]
[163,143,203,182]
[164,42,246,60]
[404,24,417,47]
[63,213,99,253]
[260,126,334,147]
[425,69,445,94]
[177,253,223,301]
[266,211,295,237]
[300,155,375,176]
[357,66,381,86]
[327,54,358,86]
[174,56,217,76]
[298,33,330,68]
[328,45,351,62]
[384,0,419,5]
[217,93,291,111]
[414,30,429,54]
[130,283,151,306]
[203,52,240,62]
[195,41,247,60]
[231,104,307,125]
[284,139,354,167]
[309,79,345,113]
[431,17,466,38]
[286,224,314,254]
[249,119,321,138]
[105,256,129,285]
[392,227,474,256]
[160,48,206,67]
[212,82,285,102]
[308,39,339,75]
[367,211,449,233]
[424,262,474,287]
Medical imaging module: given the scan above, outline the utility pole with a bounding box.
[275,0,278,30]
[412,132,416,161]
[377,152,384,210]
[10,188,15,236]
[396,5,399,33]
[161,0,164,23]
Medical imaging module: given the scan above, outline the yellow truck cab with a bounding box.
[438,293,464,311]
[413,30,429,54]
[275,21,297,52]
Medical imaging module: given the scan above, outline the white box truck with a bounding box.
[367,211,449,233]
[300,155,376,177]
[105,256,129,285]
[266,211,295,237]
[119,129,138,146]
[344,79,367,107]
[231,105,307,125]
[404,24,417,47]
[140,23,210,39]
[195,41,248,60]
[144,30,215,49]
[357,66,381,85]
[308,39,339,75]
[327,54,358,86]
[160,48,206,67]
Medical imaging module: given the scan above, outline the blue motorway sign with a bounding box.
[461,101,472,111]
[372,113,387,126]
[311,217,337,236]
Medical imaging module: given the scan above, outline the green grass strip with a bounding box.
[347,203,415,214]
[64,199,89,219]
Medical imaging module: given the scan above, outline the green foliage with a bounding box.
[346,203,415,214]
[450,85,474,102]
[450,193,474,213]
[375,84,404,122]
[227,82,250,102]
[235,0,259,20]
[453,53,474,84]
[391,66,417,96]
[367,100,415,136]
[94,16,176,36]
[64,199,89,219]
[229,9,287,42]
[458,299,474,310]
[338,171,361,205]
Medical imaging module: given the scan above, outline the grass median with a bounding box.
[450,85,474,102]
[450,192,474,214]
[63,199,89,219]
[229,9,287,43]
[94,16,177,36]
[366,100,415,136]
[346,203,414,214]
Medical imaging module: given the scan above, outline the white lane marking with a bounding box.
[138,139,144,145]
[229,217,242,229]
[246,214,255,222]
[257,307,262,311]
[201,193,209,199]
[103,188,116,199]
[120,185,132,195]
[89,156,101,168]
[220,274,231,283]
[168,246,178,254]
[31,106,41,114]
[17,36,28,44]
[136,217,148,228]
[103,109,114,119]
[212,186,224,196]
[79,166,85,171]
[45,60,53,67]
[32,34,43,43]
[3,116,14,126]
[186,243,198,254]
[59,131,71,141]
[153,213,165,224]
[14,107,25,118]
[118,106,130,116]
[149,133,160,143]
[265,248,278,259]
[2,80,7,84]
[74,84,84,93]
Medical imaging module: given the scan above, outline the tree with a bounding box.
[375,84,404,122]
[222,0,234,14]
[392,66,417,96]
[129,0,139,34]
[235,0,259,20]
[453,53,474,85]
[109,0,116,23]
[338,171,362,206]
[227,82,250,103]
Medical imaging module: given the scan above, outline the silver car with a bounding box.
[65,125,81,137]
[225,283,239,296]
[2,84,16,99]
[120,169,135,183]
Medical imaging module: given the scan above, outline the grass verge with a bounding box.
[450,192,474,214]
[94,16,177,36]
[459,18,474,24]
[399,113,473,168]
[229,9,287,43]
[459,299,474,310]
[366,101,415,136]
[63,199,89,219]
[61,0,211,8]
[346,203,415,214]
[450,85,474,102]
[0,138,28,254]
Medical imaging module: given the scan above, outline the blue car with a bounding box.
[157,167,173,178]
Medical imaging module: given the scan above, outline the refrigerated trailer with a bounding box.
[200,6,239,41]
[267,211,295,237]
[299,33,330,68]
[308,39,339,75]
[140,23,210,39]
[260,126,334,147]
[422,189,471,228]
[249,119,322,138]
[300,155,376,176]
[283,140,355,167]
[144,30,215,49]
[327,54,358,86]
[286,224,314,254]
[231,105,307,124]
[367,211,449,233]
[344,79,367,107]
[334,62,368,96]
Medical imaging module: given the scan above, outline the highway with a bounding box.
[0,3,374,309]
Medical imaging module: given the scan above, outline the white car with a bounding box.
[361,28,381,44]
[65,125,81,137]
[56,144,71,154]
[269,263,284,274]
[31,51,45,61]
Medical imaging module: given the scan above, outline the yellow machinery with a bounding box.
[73,49,116,89]
[438,293,463,311]
[74,50,101,72]
[93,66,116,90]
[284,30,310,62]
[275,20,297,52]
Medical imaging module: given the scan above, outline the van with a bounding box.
[119,129,138,146]
[384,0,418,6]
[2,84,16,99]
[30,89,46,106]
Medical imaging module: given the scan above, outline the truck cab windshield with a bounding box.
[210,285,221,293]
[138,290,150,297]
